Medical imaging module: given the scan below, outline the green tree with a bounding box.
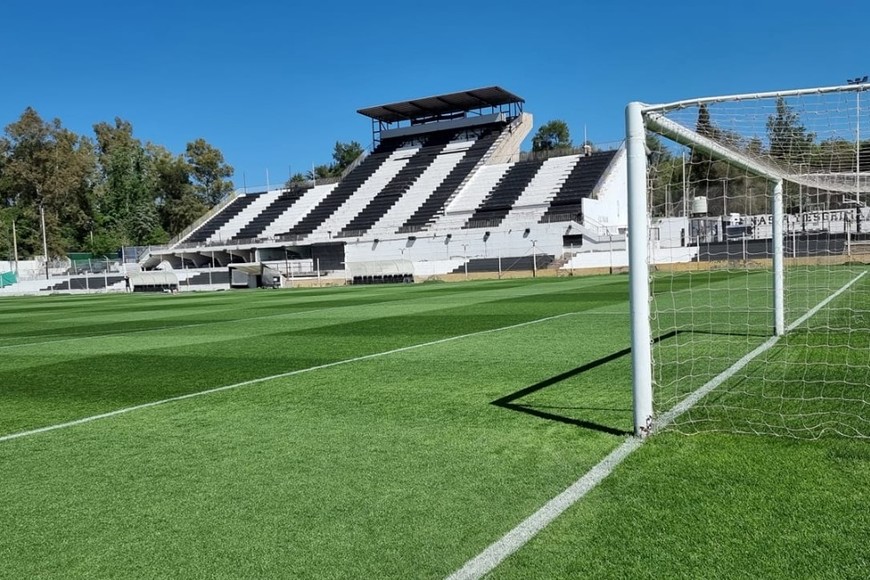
[767,97,814,162]
[151,145,203,237]
[532,120,571,152]
[331,141,364,176]
[92,118,157,246]
[186,138,234,206]
[284,172,309,189]
[307,165,332,180]
[1,108,96,257]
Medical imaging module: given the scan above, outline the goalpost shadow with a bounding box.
[490,330,699,436]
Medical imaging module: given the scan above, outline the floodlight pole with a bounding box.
[626,102,654,437]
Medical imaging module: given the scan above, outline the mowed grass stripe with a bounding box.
[0,311,583,444]
[0,278,629,435]
[0,297,632,578]
[0,278,614,346]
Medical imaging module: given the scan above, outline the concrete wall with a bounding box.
[486,113,533,165]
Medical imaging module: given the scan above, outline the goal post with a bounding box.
[626,84,870,439]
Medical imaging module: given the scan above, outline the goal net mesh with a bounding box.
[643,86,870,439]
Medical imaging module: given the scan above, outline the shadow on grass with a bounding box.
[491,331,682,437]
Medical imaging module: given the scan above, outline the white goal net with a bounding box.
[626,84,870,439]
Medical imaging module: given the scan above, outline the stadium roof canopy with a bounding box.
[358,86,524,124]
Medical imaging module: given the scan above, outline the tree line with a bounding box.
[648,98,867,217]
[0,108,234,259]
[0,107,367,262]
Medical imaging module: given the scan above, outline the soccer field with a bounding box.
[1,275,868,579]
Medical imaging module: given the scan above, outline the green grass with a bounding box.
[0,274,868,578]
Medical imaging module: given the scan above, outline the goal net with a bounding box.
[626,84,870,439]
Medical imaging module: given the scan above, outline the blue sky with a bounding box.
[3,0,867,190]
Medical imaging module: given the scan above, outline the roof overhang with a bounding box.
[357,86,524,124]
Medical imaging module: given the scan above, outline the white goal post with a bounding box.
[626,84,870,438]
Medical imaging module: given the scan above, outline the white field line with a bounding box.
[0,312,581,444]
[446,269,867,580]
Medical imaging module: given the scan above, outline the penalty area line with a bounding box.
[446,269,867,580]
[0,311,580,444]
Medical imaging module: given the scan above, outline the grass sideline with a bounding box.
[1,275,868,578]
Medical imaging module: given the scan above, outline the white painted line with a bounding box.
[446,270,867,580]
[0,312,579,444]
[446,437,642,580]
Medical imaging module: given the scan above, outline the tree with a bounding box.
[767,97,814,162]
[151,145,203,237]
[331,141,364,175]
[532,120,571,152]
[284,172,309,189]
[307,165,332,180]
[92,118,157,246]
[186,138,234,206]
[1,108,96,257]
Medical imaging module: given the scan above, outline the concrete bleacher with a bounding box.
[205,189,284,244]
[138,88,632,284]
[502,155,578,221]
[540,150,617,222]
[284,138,406,239]
[337,132,457,237]
[263,183,339,239]
[463,159,546,227]
[368,138,474,236]
[399,127,502,232]
[183,195,258,245]
[309,143,422,239]
[231,184,312,241]
[434,163,512,230]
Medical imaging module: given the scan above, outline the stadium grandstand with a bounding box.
[137,87,628,289]
[1,87,633,293]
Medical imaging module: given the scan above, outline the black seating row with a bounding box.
[464,159,545,227]
[283,138,405,238]
[539,150,617,222]
[184,195,259,244]
[399,127,502,232]
[339,132,456,237]
[231,185,311,241]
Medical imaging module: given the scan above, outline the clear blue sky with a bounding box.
[3,0,867,190]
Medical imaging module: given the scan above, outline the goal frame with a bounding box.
[624,84,868,437]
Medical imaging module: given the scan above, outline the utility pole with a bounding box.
[40,204,49,280]
[12,220,19,275]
